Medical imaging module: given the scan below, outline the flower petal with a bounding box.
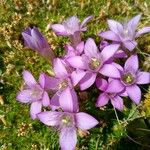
[17,90,32,103]
[96,78,108,91]
[53,58,68,78]
[127,14,141,32]
[51,24,67,35]
[71,69,86,86]
[42,91,50,107]
[101,44,120,62]
[111,96,124,111]
[123,40,137,51]
[76,41,84,54]
[84,38,98,57]
[99,64,120,78]
[30,101,42,120]
[96,93,109,107]
[99,31,120,41]
[23,70,37,87]
[136,72,150,84]
[59,127,77,150]
[135,27,150,38]
[107,19,123,34]
[50,92,60,109]
[106,79,124,93]
[75,112,98,130]
[126,85,141,104]
[124,55,139,72]
[39,73,45,89]
[59,87,79,113]
[80,15,93,28]
[37,111,62,126]
[42,74,59,90]
[67,56,86,69]
[80,72,97,90]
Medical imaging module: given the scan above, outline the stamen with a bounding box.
[89,58,100,70]
[122,72,134,84]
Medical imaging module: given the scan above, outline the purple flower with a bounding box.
[17,71,50,119]
[111,55,150,104]
[43,58,83,110]
[51,16,93,47]
[38,93,98,150]
[67,38,120,90]
[22,27,54,62]
[99,14,150,51]
[96,78,127,111]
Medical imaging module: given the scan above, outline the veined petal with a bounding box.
[17,90,32,103]
[107,19,123,34]
[51,24,67,36]
[135,27,150,38]
[67,56,86,69]
[111,96,124,111]
[42,91,50,107]
[96,78,108,91]
[59,87,79,113]
[84,38,98,57]
[96,93,109,107]
[76,41,84,54]
[53,58,68,78]
[127,14,141,32]
[123,40,137,51]
[23,70,37,87]
[37,111,62,126]
[136,72,150,84]
[101,44,120,62]
[30,101,42,120]
[59,127,77,150]
[99,31,120,42]
[71,69,86,86]
[106,79,124,93]
[126,85,141,104]
[80,72,97,90]
[42,74,59,90]
[39,73,45,89]
[75,112,98,130]
[99,64,120,78]
[124,55,139,72]
[80,15,93,28]
[50,92,60,107]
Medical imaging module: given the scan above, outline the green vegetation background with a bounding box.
[0,0,150,149]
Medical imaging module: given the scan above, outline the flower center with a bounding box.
[58,80,68,90]
[61,116,73,126]
[108,93,116,98]
[122,72,135,85]
[89,58,100,70]
[30,86,43,100]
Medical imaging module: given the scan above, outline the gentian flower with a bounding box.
[111,55,150,104]
[22,27,54,62]
[51,16,93,47]
[67,38,120,90]
[17,70,50,119]
[99,14,150,51]
[38,90,98,150]
[43,58,83,110]
[96,78,127,111]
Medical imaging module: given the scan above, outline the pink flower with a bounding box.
[17,71,50,119]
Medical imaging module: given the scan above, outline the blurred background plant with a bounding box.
[0,0,150,149]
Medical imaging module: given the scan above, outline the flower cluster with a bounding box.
[17,15,150,150]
